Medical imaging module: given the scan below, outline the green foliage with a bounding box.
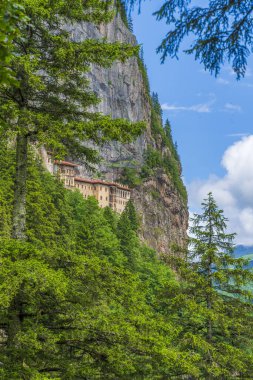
[0,1,27,85]
[140,94,187,203]
[185,193,253,378]
[116,0,133,31]
[0,146,201,379]
[1,141,253,379]
[124,200,140,232]
[141,144,188,203]
[119,167,142,187]
[0,0,145,239]
[137,55,151,98]
[0,140,15,237]
[126,0,253,78]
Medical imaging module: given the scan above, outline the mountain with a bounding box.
[66,7,188,255]
[234,245,253,258]
[234,245,253,269]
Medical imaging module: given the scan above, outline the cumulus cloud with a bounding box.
[188,135,253,245]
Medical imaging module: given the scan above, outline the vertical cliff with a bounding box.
[70,10,188,254]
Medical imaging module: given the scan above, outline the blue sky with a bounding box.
[132,2,253,245]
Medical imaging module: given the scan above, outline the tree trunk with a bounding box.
[12,133,28,240]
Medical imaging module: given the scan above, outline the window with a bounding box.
[100,196,102,200]
[106,197,108,201]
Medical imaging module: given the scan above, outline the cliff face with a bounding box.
[72,13,188,253]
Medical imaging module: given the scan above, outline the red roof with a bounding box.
[74,177,130,191]
[54,160,79,167]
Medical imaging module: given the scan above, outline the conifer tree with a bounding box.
[124,199,139,232]
[103,206,118,234]
[188,192,253,378]
[0,1,26,85]
[0,0,144,240]
[126,0,253,78]
[117,203,140,269]
[0,147,200,378]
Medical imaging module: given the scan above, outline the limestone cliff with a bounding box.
[71,11,188,253]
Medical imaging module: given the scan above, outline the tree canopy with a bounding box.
[0,135,253,379]
[0,1,27,85]
[125,0,253,78]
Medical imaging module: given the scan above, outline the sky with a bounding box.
[131,1,253,245]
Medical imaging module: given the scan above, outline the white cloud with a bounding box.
[188,135,253,245]
[161,103,211,113]
[217,78,230,85]
[162,94,216,113]
[224,103,242,112]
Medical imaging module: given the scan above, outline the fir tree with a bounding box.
[0,147,200,378]
[126,0,253,78]
[124,199,139,232]
[0,1,27,85]
[188,192,253,378]
[0,0,144,240]
[117,204,140,269]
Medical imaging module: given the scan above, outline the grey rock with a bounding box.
[71,14,188,253]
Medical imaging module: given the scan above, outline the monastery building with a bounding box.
[52,160,131,213]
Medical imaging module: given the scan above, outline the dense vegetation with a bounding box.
[0,0,144,240]
[142,94,187,203]
[121,93,187,203]
[1,1,253,379]
[111,4,186,203]
[0,142,253,379]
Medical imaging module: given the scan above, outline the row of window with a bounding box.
[62,169,75,175]
[75,183,111,191]
[116,189,130,198]
[76,183,94,190]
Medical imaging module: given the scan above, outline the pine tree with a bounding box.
[124,199,139,232]
[0,1,27,85]
[117,204,140,269]
[188,192,253,378]
[0,0,144,240]
[0,148,200,378]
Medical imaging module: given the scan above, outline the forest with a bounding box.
[0,0,253,379]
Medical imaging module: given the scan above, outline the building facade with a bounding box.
[52,160,131,213]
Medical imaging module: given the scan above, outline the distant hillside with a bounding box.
[234,245,253,258]
[234,245,253,269]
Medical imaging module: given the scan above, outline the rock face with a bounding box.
[72,13,188,253]
[132,173,188,253]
